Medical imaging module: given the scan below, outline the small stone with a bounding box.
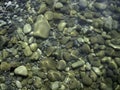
[47,70,62,81]
[79,0,88,9]
[58,21,67,31]
[92,67,101,76]
[54,2,63,9]
[57,60,66,70]
[14,65,28,76]
[33,76,42,89]
[20,41,28,48]
[44,11,54,20]
[51,81,60,90]
[23,23,32,34]
[94,2,107,10]
[38,3,47,13]
[0,62,11,71]
[23,46,33,56]
[30,43,38,51]
[16,80,22,89]
[30,51,40,60]
[53,12,64,19]
[32,15,51,38]
[71,59,85,69]
[82,75,92,86]
[81,44,91,54]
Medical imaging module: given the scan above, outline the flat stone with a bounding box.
[32,15,51,38]
[14,65,28,76]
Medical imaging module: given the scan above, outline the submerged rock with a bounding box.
[32,15,51,38]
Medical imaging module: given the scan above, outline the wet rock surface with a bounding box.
[0,0,120,90]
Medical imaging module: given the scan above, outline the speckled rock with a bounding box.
[14,65,28,76]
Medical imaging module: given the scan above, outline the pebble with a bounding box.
[15,80,22,89]
[51,81,60,90]
[82,75,92,86]
[0,62,11,71]
[57,60,66,70]
[44,11,54,20]
[23,23,32,34]
[92,67,101,76]
[30,43,38,51]
[54,2,63,9]
[23,46,33,56]
[33,15,51,38]
[58,21,67,31]
[14,65,28,76]
[71,59,85,69]
[94,2,107,10]
[79,0,88,9]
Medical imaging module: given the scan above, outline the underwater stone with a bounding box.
[30,43,38,52]
[82,75,92,86]
[32,15,51,38]
[23,23,32,34]
[14,65,28,76]
[0,62,11,71]
[23,46,33,56]
[57,60,66,70]
[54,2,63,9]
[44,11,54,20]
[71,60,85,69]
[58,21,67,31]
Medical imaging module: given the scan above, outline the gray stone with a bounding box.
[32,15,51,38]
[14,65,28,76]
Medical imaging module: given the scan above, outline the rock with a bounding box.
[53,12,64,19]
[14,65,28,76]
[94,2,107,10]
[58,21,67,31]
[92,67,101,76]
[54,2,63,9]
[15,80,22,89]
[32,15,51,38]
[79,0,88,9]
[57,60,66,70]
[71,59,85,69]
[103,16,113,31]
[81,44,91,54]
[30,51,40,60]
[47,70,62,81]
[23,46,33,56]
[44,11,54,20]
[82,75,92,86]
[33,76,42,89]
[0,36,8,50]
[30,43,38,51]
[23,23,32,34]
[38,3,47,13]
[0,62,11,71]
[51,81,60,90]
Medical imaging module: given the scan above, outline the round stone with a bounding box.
[23,24,32,34]
[14,65,28,76]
